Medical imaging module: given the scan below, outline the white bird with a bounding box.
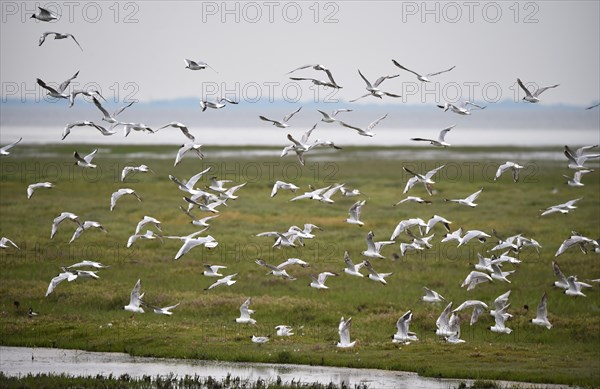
[403,165,445,196]
[184,59,217,72]
[410,125,455,147]
[435,302,458,337]
[422,287,446,303]
[346,200,366,226]
[27,182,54,199]
[490,304,512,334]
[392,60,455,82]
[199,97,236,111]
[444,314,465,344]
[406,229,434,249]
[490,290,512,319]
[453,300,489,326]
[475,253,494,273]
[68,88,105,108]
[563,145,600,170]
[235,298,256,324]
[564,169,594,187]
[119,122,154,137]
[39,32,82,50]
[0,237,19,250]
[287,64,341,88]
[437,101,485,115]
[392,310,418,344]
[1,137,22,156]
[289,184,331,202]
[458,230,491,247]
[565,276,588,297]
[69,221,107,244]
[50,212,82,239]
[37,71,79,99]
[251,336,269,344]
[363,231,395,258]
[206,273,237,291]
[165,229,218,260]
[461,271,493,291]
[92,97,134,125]
[555,234,598,257]
[441,228,463,244]
[127,230,163,248]
[337,317,356,348]
[156,122,196,141]
[31,6,58,21]
[490,263,514,283]
[393,196,432,206]
[67,260,109,269]
[390,218,427,240]
[494,162,524,182]
[531,292,552,329]
[541,197,582,216]
[517,78,559,103]
[445,188,483,207]
[363,260,392,285]
[350,69,401,102]
[339,185,363,197]
[184,196,227,214]
[150,302,180,316]
[255,258,297,280]
[309,272,338,289]
[132,216,161,235]
[62,121,115,140]
[400,242,424,256]
[425,215,452,234]
[110,188,142,211]
[73,149,98,168]
[180,207,220,227]
[169,168,212,193]
[123,279,144,313]
[282,125,342,166]
[203,264,227,277]
[121,165,153,182]
[343,251,366,277]
[259,107,302,128]
[45,268,77,297]
[275,325,294,336]
[316,109,373,135]
[271,181,300,197]
[344,113,389,137]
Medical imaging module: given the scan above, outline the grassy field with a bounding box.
[0,144,598,387]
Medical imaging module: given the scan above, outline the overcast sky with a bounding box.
[1,1,599,106]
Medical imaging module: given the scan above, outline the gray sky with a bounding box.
[1,1,599,106]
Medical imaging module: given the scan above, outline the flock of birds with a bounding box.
[1,7,599,347]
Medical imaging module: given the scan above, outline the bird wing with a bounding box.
[129,279,143,306]
[367,113,388,131]
[69,34,83,51]
[374,74,399,87]
[301,123,318,144]
[357,69,373,89]
[533,84,559,97]
[465,188,483,203]
[438,125,455,142]
[536,292,548,320]
[283,107,302,122]
[58,71,79,93]
[517,78,533,98]
[426,66,456,77]
[36,78,60,95]
[391,60,421,78]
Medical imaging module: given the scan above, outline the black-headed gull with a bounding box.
[555,234,598,257]
[453,300,488,326]
[73,149,98,168]
[517,78,559,103]
[184,59,217,72]
[271,180,300,197]
[150,302,180,316]
[31,6,58,21]
[437,101,485,115]
[37,71,79,99]
[68,88,105,108]
[345,113,388,137]
[174,143,204,166]
[346,200,366,226]
[422,287,446,303]
[490,263,514,283]
[255,258,297,280]
[203,264,227,277]
[563,145,600,170]
[259,107,302,128]
[565,276,588,297]
[563,169,594,187]
[92,97,134,124]
[127,230,163,248]
[531,292,551,329]
[39,32,82,50]
[27,182,54,199]
[45,268,77,297]
[206,273,237,291]
[134,216,161,235]
[287,64,341,88]
[110,188,142,211]
[123,279,144,313]
[67,260,109,269]
[156,122,196,141]
[51,212,82,239]
[392,310,418,344]
[350,70,401,102]
[343,251,366,277]
[410,125,455,147]
[165,228,218,260]
[337,317,356,348]
[490,304,512,334]
[0,237,19,250]
[390,218,427,240]
[1,138,22,156]
[541,197,582,216]
[309,272,338,289]
[393,196,432,206]
[121,164,153,182]
[363,260,392,285]
[69,221,107,244]
[235,298,256,324]
[425,215,452,234]
[392,60,455,82]
[461,270,493,291]
[180,207,220,227]
[445,188,483,207]
[275,325,294,336]
[62,121,115,140]
[403,165,445,196]
[494,162,524,182]
[436,302,459,338]
[363,230,395,258]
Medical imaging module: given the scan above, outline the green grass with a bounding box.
[1,144,599,387]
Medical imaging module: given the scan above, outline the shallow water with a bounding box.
[0,346,572,388]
